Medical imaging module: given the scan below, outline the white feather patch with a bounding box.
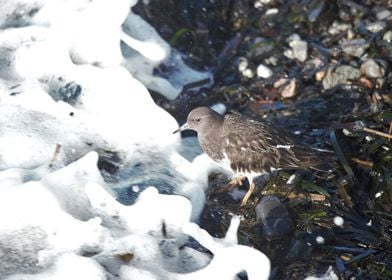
[276,144,293,149]
[218,151,266,183]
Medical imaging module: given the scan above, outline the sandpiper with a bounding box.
[174,107,334,206]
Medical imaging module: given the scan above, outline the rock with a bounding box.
[289,39,308,62]
[256,64,273,78]
[366,21,386,33]
[383,30,392,42]
[254,0,273,9]
[238,58,249,72]
[265,8,278,15]
[242,68,255,78]
[280,80,296,98]
[255,195,293,240]
[284,35,308,62]
[238,57,255,78]
[315,70,326,81]
[341,39,369,57]
[360,59,384,78]
[328,22,351,35]
[376,9,392,20]
[322,65,361,89]
[265,56,278,66]
[273,78,288,88]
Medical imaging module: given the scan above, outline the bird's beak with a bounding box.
[173,123,190,134]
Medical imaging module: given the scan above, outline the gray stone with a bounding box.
[366,21,386,33]
[360,59,384,78]
[322,65,361,89]
[341,39,369,57]
[383,30,392,42]
[289,40,308,62]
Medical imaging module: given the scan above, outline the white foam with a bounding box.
[0,0,270,279]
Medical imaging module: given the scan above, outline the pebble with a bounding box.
[315,70,326,81]
[254,0,272,9]
[383,30,392,42]
[328,22,351,35]
[238,57,255,78]
[289,39,308,62]
[287,33,301,41]
[315,236,325,244]
[242,68,255,79]
[346,29,355,40]
[333,216,344,227]
[265,56,278,66]
[238,58,248,72]
[280,80,296,98]
[341,39,369,57]
[265,8,279,15]
[366,21,386,33]
[322,65,361,89]
[376,9,391,21]
[256,64,273,78]
[273,77,287,88]
[360,59,384,78]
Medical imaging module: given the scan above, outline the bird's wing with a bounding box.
[222,114,328,172]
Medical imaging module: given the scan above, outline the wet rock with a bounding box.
[256,64,273,78]
[280,80,296,98]
[238,57,249,72]
[315,70,326,81]
[366,21,386,33]
[289,40,308,62]
[341,39,369,57]
[265,8,278,15]
[265,56,278,66]
[346,29,355,40]
[58,82,82,106]
[360,59,384,78]
[383,30,392,42]
[242,68,255,78]
[273,78,297,98]
[376,9,392,21]
[255,195,293,240]
[328,22,351,35]
[254,0,273,10]
[284,35,308,62]
[322,65,361,89]
[273,78,287,88]
[238,57,255,78]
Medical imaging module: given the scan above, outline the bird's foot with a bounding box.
[216,176,246,193]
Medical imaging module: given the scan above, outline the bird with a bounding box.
[173,107,334,207]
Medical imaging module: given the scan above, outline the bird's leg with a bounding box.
[240,181,255,207]
[216,175,246,193]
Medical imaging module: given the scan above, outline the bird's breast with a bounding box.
[199,136,223,160]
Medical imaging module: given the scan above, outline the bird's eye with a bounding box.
[194,118,201,123]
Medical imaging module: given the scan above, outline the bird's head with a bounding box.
[173,107,223,134]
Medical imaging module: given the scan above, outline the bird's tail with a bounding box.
[293,146,337,173]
